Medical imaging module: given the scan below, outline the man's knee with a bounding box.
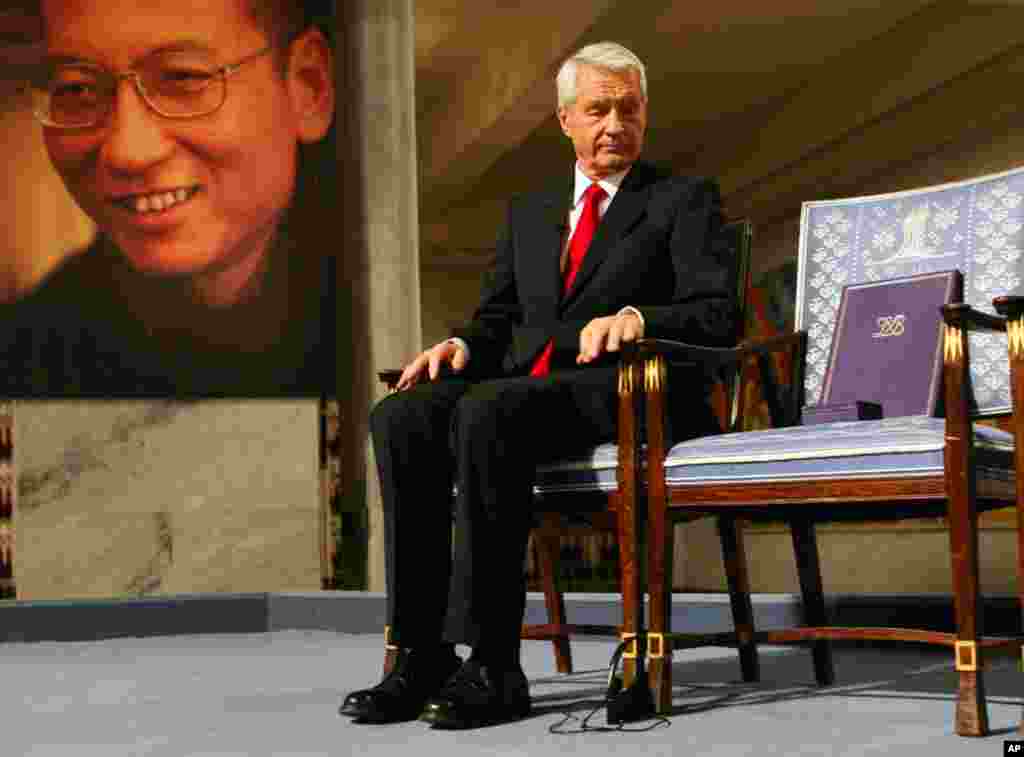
[370,381,464,440]
[453,381,519,443]
[369,391,419,440]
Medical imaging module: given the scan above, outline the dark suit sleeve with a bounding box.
[632,177,735,347]
[451,174,735,377]
[449,201,523,377]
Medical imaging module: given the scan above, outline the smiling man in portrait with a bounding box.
[1,0,336,396]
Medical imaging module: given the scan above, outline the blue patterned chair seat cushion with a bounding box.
[533,416,1014,495]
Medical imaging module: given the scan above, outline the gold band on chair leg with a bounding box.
[644,355,666,393]
[943,324,964,365]
[621,632,638,660]
[621,632,668,660]
[647,632,666,660]
[384,625,400,652]
[618,362,636,395]
[955,640,978,672]
[1008,317,1024,359]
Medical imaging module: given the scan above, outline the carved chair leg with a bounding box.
[618,510,638,689]
[1008,312,1024,735]
[535,513,573,674]
[942,307,990,735]
[648,515,674,713]
[952,642,988,738]
[718,516,760,682]
[947,499,989,736]
[790,520,834,686]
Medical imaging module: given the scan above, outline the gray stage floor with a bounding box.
[2,630,1021,756]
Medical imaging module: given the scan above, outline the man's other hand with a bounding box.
[397,340,468,390]
[577,312,644,365]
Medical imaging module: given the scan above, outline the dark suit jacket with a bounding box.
[452,161,736,381]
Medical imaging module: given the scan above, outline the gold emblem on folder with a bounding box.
[872,314,906,338]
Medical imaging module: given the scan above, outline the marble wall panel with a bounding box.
[14,400,320,600]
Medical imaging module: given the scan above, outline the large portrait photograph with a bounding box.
[0,0,336,397]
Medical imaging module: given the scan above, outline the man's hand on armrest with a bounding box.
[576,308,645,365]
[396,339,470,391]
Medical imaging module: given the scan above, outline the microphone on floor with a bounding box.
[604,636,656,724]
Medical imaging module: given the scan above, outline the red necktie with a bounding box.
[530,182,607,377]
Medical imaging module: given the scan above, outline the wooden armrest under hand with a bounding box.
[622,332,805,432]
[630,332,806,370]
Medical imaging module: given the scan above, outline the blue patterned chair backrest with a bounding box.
[796,167,1024,417]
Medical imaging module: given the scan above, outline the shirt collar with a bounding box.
[572,163,631,207]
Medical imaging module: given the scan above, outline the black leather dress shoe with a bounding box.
[419,660,532,729]
[339,647,462,723]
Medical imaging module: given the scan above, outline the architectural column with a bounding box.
[336,0,420,592]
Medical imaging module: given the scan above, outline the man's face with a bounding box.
[40,0,323,278]
[558,64,647,180]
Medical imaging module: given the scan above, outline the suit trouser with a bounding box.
[370,366,622,654]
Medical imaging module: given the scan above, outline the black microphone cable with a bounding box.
[547,637,670,734]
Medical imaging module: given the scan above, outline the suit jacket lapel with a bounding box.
[528,174,573,318]
[562,163,651,308]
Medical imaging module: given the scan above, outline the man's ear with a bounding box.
[285,26,335,144]
[557,106,570,137]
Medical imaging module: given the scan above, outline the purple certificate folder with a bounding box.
[819,270,962,418]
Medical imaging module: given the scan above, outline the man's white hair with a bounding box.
[555,41,647,109]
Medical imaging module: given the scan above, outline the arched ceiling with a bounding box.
[415,0,1024,267]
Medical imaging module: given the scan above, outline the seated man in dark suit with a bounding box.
[340,41,735,729]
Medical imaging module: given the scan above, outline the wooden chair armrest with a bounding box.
[627,332,806,430]
[631,332,807,369]
[939,303,1015,432]
[993,297,1024,434]
[993,295,1024,322]
[942,303,1006,333]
